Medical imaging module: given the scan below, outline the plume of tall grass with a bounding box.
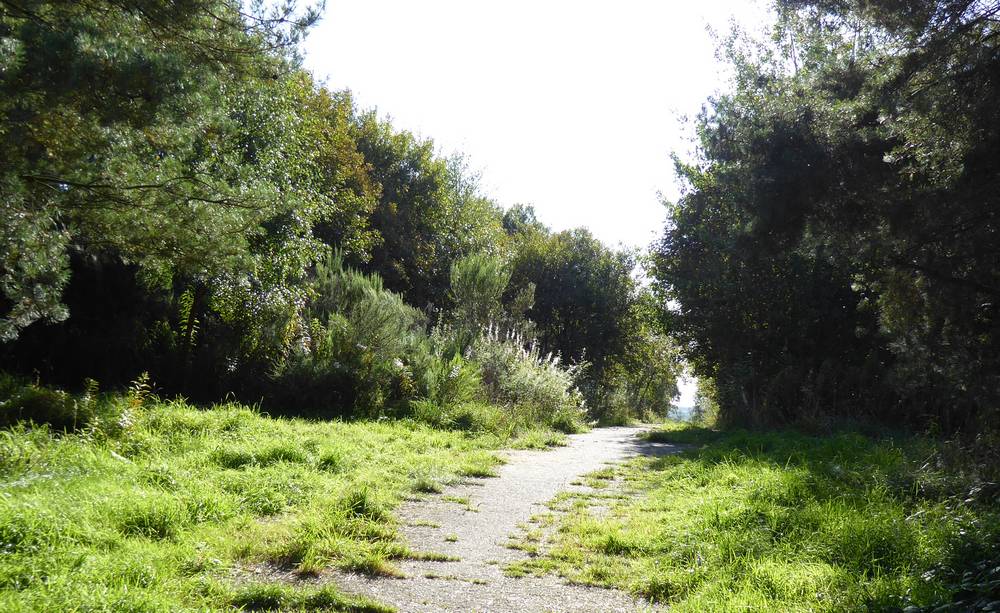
[469,323,586,432]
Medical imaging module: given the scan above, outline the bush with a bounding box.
[550,406,587,433]
[269,253,426,417]
[470,326,586,425]
[0,374,96,431]
[448,253,510,337]
[420,353,482,407]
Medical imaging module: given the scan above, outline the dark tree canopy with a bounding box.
[653,0,1000,431]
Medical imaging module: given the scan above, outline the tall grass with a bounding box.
[469,325,586,432]
[0,379,534,611]
[510,423,1000,611]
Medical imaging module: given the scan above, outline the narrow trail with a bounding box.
[334,426,680,612]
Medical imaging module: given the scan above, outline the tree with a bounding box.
[349,116,506,308]
[448,253,511,335]
[0,0,324,341]
[508,228,644,412]
[612,291,682,417]
[652,0,1000,431]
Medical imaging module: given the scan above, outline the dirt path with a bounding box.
[333,426,680,612]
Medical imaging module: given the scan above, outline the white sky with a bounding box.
[303,0,772,252]
[303,1,773,410]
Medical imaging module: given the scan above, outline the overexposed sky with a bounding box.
[303,0,772,253]
[303,2,773,409]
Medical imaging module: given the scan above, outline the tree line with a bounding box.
[653,0,1000,434]
[0,0,680,425]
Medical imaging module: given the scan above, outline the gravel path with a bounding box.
[333,426,680,612]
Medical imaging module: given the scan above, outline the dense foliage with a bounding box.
[507,216,681,421]
[653,0,1000,432]
[2,2,997,611]
[0,1,680,424]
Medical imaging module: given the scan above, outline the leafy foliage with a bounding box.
[508,227,681,420]
[448,253,511,336]
[348,117,507,308]
[0,0,326,339]
[469,326,586,431]
[652,0,1000,431]
[272,252,424,417]
[0,1,677,430]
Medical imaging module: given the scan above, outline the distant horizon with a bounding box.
[674,374,697,411]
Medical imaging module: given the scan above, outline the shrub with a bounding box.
[420,353,482,407]
[470,326,586,426]
[551,406,587,433]
[448,253,510,337]
[0,375,95,431]
[0,375,144,438]
[269,252,427,417]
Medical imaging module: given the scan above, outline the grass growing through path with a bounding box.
[0,387,561,612]
[508,422,1000,611]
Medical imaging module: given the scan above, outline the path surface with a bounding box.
[333,426,680,612]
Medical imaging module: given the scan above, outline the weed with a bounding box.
[441,495,477,512]
[510,429,568,449]
[411,474,443,494]
[422,571,488,585]
[317,448,351,473]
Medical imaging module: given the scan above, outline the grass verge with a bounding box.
[507,422,1000,611]
[0,381,563,611]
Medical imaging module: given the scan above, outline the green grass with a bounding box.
[229,583,391,612]
[0,389,560,612]
[508,423,1000,611]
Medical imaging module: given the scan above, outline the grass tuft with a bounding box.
[340,488,390,522]
[210,442,308,469]
[230,583,393,612]
[114,496,187,540]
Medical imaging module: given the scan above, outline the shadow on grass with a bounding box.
[627,422,1000,611]
[641,425,726,447]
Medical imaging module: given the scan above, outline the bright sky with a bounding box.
[303,0,771,253]
[303,1,773,409]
